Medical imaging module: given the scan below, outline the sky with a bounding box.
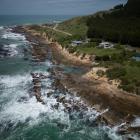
[0,0,127,15]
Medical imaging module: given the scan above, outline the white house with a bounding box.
[98,42,114,49]
[71,40,83,47]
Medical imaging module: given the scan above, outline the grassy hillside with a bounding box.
[57,16,88,37]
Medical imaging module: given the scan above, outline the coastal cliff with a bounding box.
[15,25,140,135]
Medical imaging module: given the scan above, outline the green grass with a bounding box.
[44,28,67,41]
[57,16,88,37]
[76,47,121,56]
[125,64,140,80]
[106,61,140,95]
[28,25,68,42]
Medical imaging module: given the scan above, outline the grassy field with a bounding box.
[44,27,68,41]
[76,47,121,56]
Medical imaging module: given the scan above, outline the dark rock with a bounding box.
[69,114,75,120]
[59,96,65,103]
[127,126,140,133]
[57,123,68,129]
[127,138,135,140]
[65,106,72,113]
[25,117,32,123]
[73,105,80,112]
[78,112,84,119]
[24,57,28,60]
[117,129,129,135]
[85,118,98,127]
[53,103,59,109]
[17,96,28,102]
[47,92,53,97]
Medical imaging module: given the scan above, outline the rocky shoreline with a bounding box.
[13,25,140,136]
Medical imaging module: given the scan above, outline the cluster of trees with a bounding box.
[87,0,140,46]
[124,0,140,16]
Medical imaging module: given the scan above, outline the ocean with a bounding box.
[0,15,75,26]
[0,15,138,140]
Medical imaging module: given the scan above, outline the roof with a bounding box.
[99,42,111,45]
[72,40,83,44]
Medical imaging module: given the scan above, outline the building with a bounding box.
[71,40,83,47]
[98,42,114,49]
[132,53,140,61]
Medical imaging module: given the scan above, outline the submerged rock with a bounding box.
[17,96,28,102]
[47,92,53,97]
[31,72,46,103]
[57,96,65,103]
[53,103,60,110]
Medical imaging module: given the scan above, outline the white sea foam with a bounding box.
[0,74,32,88]
[45,61,53,67]
[3,44,19,56]
[2,32,26,41]
[131,117,140,127]
[102,126,123,140]
[0,26,4,30]
[0,71,70,127]
[8,44,18,48]
[0,74,32,101]
[0,93,69,126]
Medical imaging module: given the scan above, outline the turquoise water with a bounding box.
[0,17,138,140]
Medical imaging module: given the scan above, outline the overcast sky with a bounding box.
[0,0,127,15]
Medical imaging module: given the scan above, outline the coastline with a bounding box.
[14,25,140,134]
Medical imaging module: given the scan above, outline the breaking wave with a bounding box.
[2,31,26,41]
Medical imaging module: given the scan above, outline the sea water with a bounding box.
[0,15,75,26]
[0,15,139,140]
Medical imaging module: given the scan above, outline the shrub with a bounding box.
[106,66,126,80]
[90,38,102,44]
[96,70,105,77]
[95,55,110,61]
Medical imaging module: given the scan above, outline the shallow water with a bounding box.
[0,27,139,140]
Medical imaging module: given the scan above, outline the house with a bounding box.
[132,53,140,61]
[71,40,83,47]
[85,38,90,43]
[98,42,114,49]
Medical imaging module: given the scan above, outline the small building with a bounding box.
[98,42,114,49]
[132,53,140,61]
[85,38,90,43]
[71,40,83,47]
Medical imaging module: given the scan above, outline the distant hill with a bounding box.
[57,0,140,46]
[87,0,140,46]
[57,16,88,37]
